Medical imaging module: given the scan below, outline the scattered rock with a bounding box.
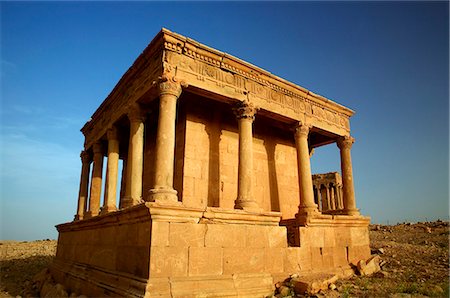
[292,273,338,295]
[329,283,337,290]
[356,255,382,276]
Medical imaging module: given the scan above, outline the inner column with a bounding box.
[294,122,319,216]
[74,150,91,221]
[233,100,260,212]
[148,77,182,204]
[85,142,103,218]
[101,126,119,214]
[122,104,145,208]
[337,135,360,215]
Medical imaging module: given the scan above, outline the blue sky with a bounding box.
[1,2,448,240]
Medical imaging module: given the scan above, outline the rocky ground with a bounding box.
[0,221,448,297]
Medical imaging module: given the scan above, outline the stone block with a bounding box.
[246,225,269,248]
[297,246,312,271]
[188,247,223,276]
[333,246,349,267]
[144,278,171,298]
[116,223,138,246]
[182,176,195,198]
[350,227,370,246]
[170,275,237,297]
[137,222,151,247]
[323,227,336,247]
[348,245,371,264]
[169,222,206,248]
[284,247,301,273]
[205,223,246,248]
[233,273,274,296]
[223,248,264,274]
[321,247,335,269]
[116,245,150,278]
[150,221,169,247]
[310,247,324,271]
[184,157,202,178]
[89,246,116,271]
[335,227,351,246]
[267,226,287,248]
[150,246,188,277]
[264,248,285,274]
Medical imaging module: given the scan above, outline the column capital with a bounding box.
[233,100,258,121]
[128,104,146,123]
[155,73,186,98]
[337,135,355,150]
[294,122,312,139]
[80,150,91,164]
[92,142,103,155]
[106,126,119,141]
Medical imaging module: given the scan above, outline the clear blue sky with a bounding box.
[1,2,448,240]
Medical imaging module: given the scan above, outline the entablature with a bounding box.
[81,28,355,149]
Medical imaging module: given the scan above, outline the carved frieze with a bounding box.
[163,35,351,132]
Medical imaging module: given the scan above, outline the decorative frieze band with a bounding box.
[163,39,350,132]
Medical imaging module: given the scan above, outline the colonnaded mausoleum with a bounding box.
[52,28,370,297]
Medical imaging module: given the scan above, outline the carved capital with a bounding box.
[155,72,187,98]
[107,126,118,141]
[128,103,146,123]
[294,122,312,139]
[233,100,258,121]
[337,135,355,150]
[80,150,91,164]
[92,142,103,155]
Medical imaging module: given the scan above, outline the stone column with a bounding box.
[233,101,260,212]
[74,150,91,221]
[148,78,183,204]
[330,185,336,210]
[326,185,331,210]
[122,104,145,208]
[294,122,318,215]
[101,127,119,214]
[86,142,103,218]
[337,136,360,215]
[119,159,127,208]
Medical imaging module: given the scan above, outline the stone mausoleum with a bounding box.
[52,29,370,297]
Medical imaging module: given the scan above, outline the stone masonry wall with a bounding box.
[180,95,301,219]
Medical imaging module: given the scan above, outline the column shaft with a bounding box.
[75,151,91,220]
[330,185,336,210]
[337,136,359,215]
[86,142,103,217]
[295,123,318,215]
[122,105,145,208]
[234,102,259,211]
[102,127,119,214]
[326,186,331,211]
[148,78,182,204]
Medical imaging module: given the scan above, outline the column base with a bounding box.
[73,214,83,221]
[234,199,262,213]
[297,205,320,216]
[148,188,180,205]
[84,211,98,219]
[343,208,360,216]
[120,196,140,209]
[100,205,117,215]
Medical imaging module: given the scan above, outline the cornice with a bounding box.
[161,28,355,118]
[80,28,355,148]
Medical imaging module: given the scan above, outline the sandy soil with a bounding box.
[0,221,448,297]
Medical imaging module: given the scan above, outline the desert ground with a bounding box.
[0,221,448,297]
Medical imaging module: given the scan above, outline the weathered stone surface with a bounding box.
[52,28,370,298]
[356,255,382,276]
[292,273,338,295]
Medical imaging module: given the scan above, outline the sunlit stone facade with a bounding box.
[52,29,370,297]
